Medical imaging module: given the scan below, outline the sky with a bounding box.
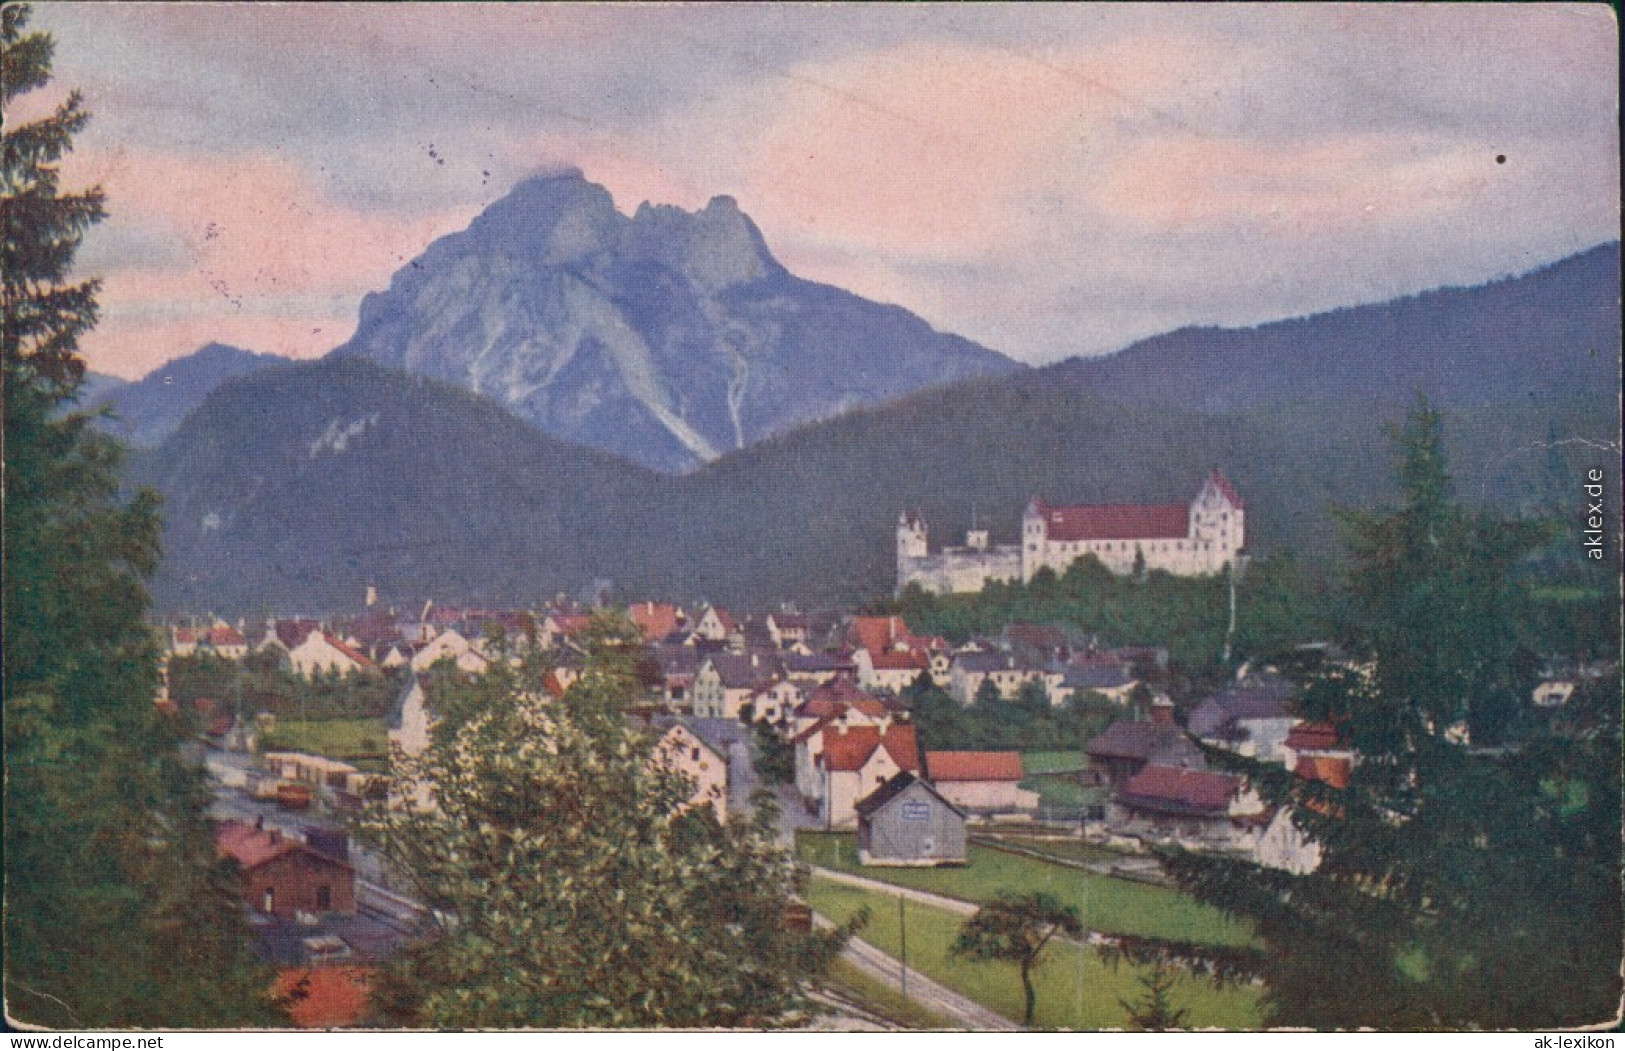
[19,2,1621,379]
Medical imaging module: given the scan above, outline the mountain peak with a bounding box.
[333,170,1019,472]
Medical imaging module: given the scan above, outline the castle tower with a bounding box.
[1021,498,1048,582]
[1189,470,1245,569]
[896,512,928,589]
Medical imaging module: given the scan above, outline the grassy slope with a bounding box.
[798,833,1255,949]
[809,879,1262,1029]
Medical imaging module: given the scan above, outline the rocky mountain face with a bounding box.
[330,171,1021,473]
[88,343,288,446]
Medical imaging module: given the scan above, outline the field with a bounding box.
[259,717,389,762]
[808,878,1263,1029]
[797,833,1255,949]
[1021,751,1086,774]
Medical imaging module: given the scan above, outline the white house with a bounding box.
[649,722,728,821]
[288,632,374,678]
[410,629,489,674]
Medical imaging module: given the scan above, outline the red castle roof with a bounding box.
[1033,500,1191,542]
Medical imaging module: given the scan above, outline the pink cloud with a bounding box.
[75,147,472,377]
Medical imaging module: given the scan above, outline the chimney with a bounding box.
[1151,696,1175,726]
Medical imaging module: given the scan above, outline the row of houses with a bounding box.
[1082,675,1355,873]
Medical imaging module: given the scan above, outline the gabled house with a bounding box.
[802,722,921,830]
[218,818,356,919]
[649,721,728,821]
[203,624,249,659]
[1056,664,1139,706]
[855,772,967,866]
[1086,699,1204,788]
[691,605,739,645]
[923,751,1039,816]
[691,651,779,720]
[1109,765,1267,852]
[746,677,803,727]
[854,647,931,694]
[1187,680,1298,763]
[766,612,810,649]
[628,601,686,644]
[409,628,489,674]
[947,651,1058,706]
[782,652,858,685]
[288,631,375,678]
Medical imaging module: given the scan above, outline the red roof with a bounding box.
[217,819,302,869]
[275,966,373,1028]
[1208,470,1245,509]
[1285,721,1344,752]
[629,602,684,642]
[1119,764,1243,813]
[217,819,353,872]
[207,625,246,647]
[323,633,376,670]
[926,751,1025,783]
[868,650,928,671]
[548,613,593,636]
[1294,755,1351,790]
[821,724,920,774]
[850,616,910,656]
[173,627,199,644]
[1034,499,1190,542]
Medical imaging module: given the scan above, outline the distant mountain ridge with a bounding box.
[137,243,1620,613]
[330,170,1022,473]
[89,343,289,446]
[1055,243,1619,412]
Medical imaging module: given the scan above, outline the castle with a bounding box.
[897,471,1245,595]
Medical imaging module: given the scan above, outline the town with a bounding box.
[153,471,1615,1028]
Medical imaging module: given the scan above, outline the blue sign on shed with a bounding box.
[900,801,931,821]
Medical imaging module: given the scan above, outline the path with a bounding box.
[812,913,1020,1031]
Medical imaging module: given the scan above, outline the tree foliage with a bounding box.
[2,7,277,1026]
[359,613,848,1027]
[1160,398,1622,1029]
[952,891,1083,1027]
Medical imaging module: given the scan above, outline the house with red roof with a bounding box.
[798,722,921,830]
[1255,721,1357,873]
[1108,763,1267,851]
[217,818,356,919]
[690,605,739,644]
[628,601,686,643]
[924,751,1039,817]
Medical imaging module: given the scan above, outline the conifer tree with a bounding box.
[1158,397,1622,1028]
[3,7,277,1026]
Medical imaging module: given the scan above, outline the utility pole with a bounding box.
[899,892,908,1002]
[1222,554,1251,666]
